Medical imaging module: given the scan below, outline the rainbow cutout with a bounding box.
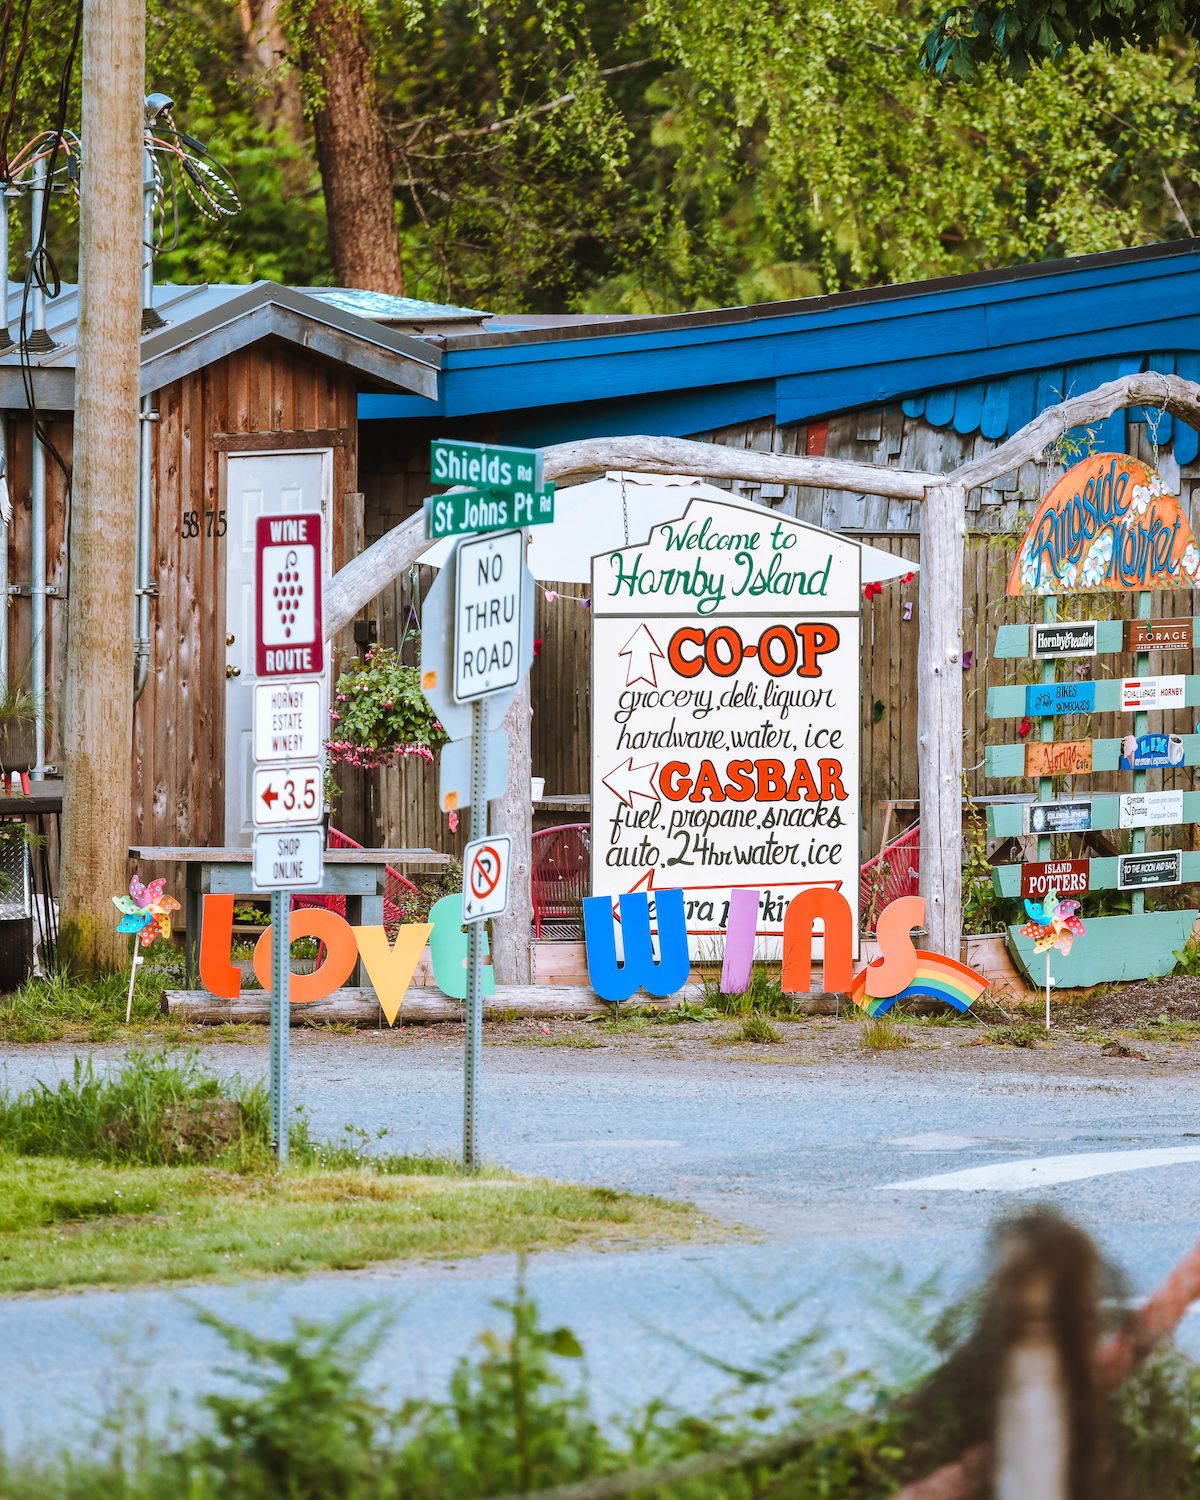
[850,950,988,1017]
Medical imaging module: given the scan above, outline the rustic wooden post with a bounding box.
[491,679,533,983]
[994,1269,1069,1500]
[59,0,145,972]
[918,482,966,958]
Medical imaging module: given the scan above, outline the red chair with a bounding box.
[859,822,920,935]
[292,826,419,934]
[531,823,590,939]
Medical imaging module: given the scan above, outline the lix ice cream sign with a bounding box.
[1008,454,1200,596]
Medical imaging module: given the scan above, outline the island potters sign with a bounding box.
[1008,454,1200,597]
[590,498,862,957]
[1021,858,1089,900]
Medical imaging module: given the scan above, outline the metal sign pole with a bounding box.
[463,693,489,1171]
[269,888,290,1164]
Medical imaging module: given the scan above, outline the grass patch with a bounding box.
[859,1014,912,1051]
[1131,1015,1200,1043]
[511,1030,603,1049]
[984,1021,1048,1049]
[0,961,183,1044]
[732,1014,781,1044]
[0,1051,718,1293]
[699,963,798,1018]
[0,1154,706,1294]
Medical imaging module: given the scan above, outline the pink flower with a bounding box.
[448,810,459,832]
[545,590,558,603]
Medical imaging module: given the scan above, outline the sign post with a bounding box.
[420,447,537,1168]
[252,511,326,1164]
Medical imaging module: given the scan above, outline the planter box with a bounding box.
[0,718,36,771]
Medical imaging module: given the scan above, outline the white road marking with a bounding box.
[881,1146,1200,1193]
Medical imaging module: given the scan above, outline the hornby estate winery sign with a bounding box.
[1008,454,1200,597]
[590,498,866,957]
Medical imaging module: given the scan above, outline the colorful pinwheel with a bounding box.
[1020,887,1086,957]
[113,875,180,948]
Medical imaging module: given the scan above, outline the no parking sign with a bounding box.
[463,835,512,922]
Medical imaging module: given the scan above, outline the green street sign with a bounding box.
[430,438,543,495]
[425,484,555,540]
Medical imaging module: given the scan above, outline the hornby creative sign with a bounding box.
[590,498,865,956]
[1007,454,1200,597]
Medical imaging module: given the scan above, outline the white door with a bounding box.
[224,450,332,846]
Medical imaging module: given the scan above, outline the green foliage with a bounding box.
[1174,936,1200,975]
[860,1014,912,1051]
[327,645,446,773]
[734,1013,781,1043]
[923,1,1200,83]
[987,1020,1047,1047]
[700,963,796,1016]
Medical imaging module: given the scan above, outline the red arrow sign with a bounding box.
[261,784,279,808]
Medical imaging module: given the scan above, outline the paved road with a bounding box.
[2,1036,1200,1456]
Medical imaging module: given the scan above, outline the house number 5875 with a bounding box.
[181,509,227,538]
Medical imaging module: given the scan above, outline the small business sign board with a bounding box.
[1031,621,1098,657]
[453,529,526,702]
[252,764,323,827]
[253,679,323,763]
[1119,790,1185,829]
[1126,617,1194,652]
[255,513,324,678]
[462,834,512,923]
[1024,740,1093,777]
[425,485,555,540]
[430,438,544,494]
[251,828,326,891]
[1118,850,1182,890]
[1119,732,1185,770]
[1121,675,1185,711]
[1023,798,1093,835]
[1025,680,1095,716]
[1021,858,1089,899]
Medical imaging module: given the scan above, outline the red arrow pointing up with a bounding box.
[261,784,279,808]
[619,624,665,687]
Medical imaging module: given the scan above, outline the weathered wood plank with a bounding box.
[988,676,1200,718]
[1006,910,1198,987]
[987,734,1200,777]
[993,619,1200,659]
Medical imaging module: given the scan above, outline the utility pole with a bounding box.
[58,0,144,972]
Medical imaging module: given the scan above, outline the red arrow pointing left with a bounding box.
[261,784,279,808]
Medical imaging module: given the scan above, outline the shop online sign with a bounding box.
[589,497,864,958]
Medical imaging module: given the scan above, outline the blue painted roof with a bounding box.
[359,240,1200,448]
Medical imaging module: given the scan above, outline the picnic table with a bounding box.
[128,844,451,987]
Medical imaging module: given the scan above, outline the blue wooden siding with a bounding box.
[359,242,1200,455]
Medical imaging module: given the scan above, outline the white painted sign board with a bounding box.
[590,497,861,958]
[1121,675,1185,710]
[1119,790,1185,829]
[252,828,326,890]
[462,834,513,923]
[252,763,324,827]
[253,679,324,763]
[454,529,525,703]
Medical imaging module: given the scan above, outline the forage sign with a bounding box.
[590,497,862,957]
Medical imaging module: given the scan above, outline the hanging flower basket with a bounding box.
[325,645,446,773]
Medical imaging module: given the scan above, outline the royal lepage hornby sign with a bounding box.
[590,498,861,958]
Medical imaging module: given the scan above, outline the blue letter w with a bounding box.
[582,888,690,1004]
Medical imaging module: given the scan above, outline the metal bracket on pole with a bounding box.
[269,889,291,1164]
[463,693,489,1171]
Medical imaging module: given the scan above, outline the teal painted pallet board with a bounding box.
[988,676,1200,718]
[993,852,1200,897]
[986,734,1200,777]
[994,618,1200,659]
[987,792,1200,838]
[1006,910,1199,987]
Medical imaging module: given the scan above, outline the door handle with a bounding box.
[226,665,241,679]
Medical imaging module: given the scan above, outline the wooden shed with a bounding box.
[0,280,484,847]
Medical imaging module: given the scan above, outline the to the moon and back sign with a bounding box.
[589,498,866,957]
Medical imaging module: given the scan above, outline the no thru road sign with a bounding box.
[463,834,512,923]
[454,529,525,703]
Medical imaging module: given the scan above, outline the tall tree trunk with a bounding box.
[234,0,312,194]
[302,0,403,293]
[59,0,143,973]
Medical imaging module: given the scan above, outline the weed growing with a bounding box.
[701,964,798,1018]
[734,1014,781,1044]
[985,1022,1048,1049]
[860,1015,912,1051]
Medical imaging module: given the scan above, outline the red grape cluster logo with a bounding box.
[272,550,303,638]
